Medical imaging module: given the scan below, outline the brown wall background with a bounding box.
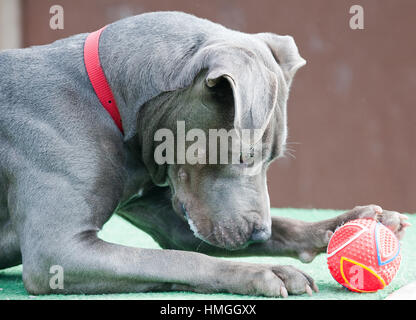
[19,0,416,212]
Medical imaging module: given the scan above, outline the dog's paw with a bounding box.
[269,265,319,297]
[340,205,410,240]
[376,209,410,240]
[218,263,318,297]
[345,204,384,220]
[299,204,410,262]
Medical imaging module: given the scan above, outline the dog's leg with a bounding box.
[10,179,315,297]
[23,234,318,297]
[243,205,409,263]
[285,204,410,262]
[116,186,205,251]
[118,195,409,264]
[0,180,21,269]
[0,219,21,269]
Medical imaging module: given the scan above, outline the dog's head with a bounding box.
[140,32,305,250]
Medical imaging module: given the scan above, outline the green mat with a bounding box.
[0,208,414,300]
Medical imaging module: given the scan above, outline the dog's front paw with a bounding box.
[283,206,388,263]
[269,265,319,297]
[302,204,410,263]
[216,262,318,297]
[376,209,411,240]
[339,204,410,240]
[343,204,384,220]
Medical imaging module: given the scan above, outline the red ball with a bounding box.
[327,218,401,292]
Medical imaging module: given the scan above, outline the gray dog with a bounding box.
[0,11,409,297]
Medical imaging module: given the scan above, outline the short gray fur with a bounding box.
[0,11,408,296]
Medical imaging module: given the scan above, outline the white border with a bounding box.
[0,0,22,50]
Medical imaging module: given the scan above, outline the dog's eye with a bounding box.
[239,148,255,164]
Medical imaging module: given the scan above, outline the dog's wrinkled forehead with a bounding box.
[176,31,306,143]
[254,33,306,86]
[139,27,306,186]
[205,49,276,139]
[206,32,306,85]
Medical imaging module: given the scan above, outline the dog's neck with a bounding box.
[95,18,210,141]
[97,27,141,140]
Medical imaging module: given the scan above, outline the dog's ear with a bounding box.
[165,34,304,140]
[200,48,278,140]
[256,33,306,87]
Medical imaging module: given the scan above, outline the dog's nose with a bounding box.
[250,226,271,243]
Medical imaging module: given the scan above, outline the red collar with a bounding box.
[84,26,124,134]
